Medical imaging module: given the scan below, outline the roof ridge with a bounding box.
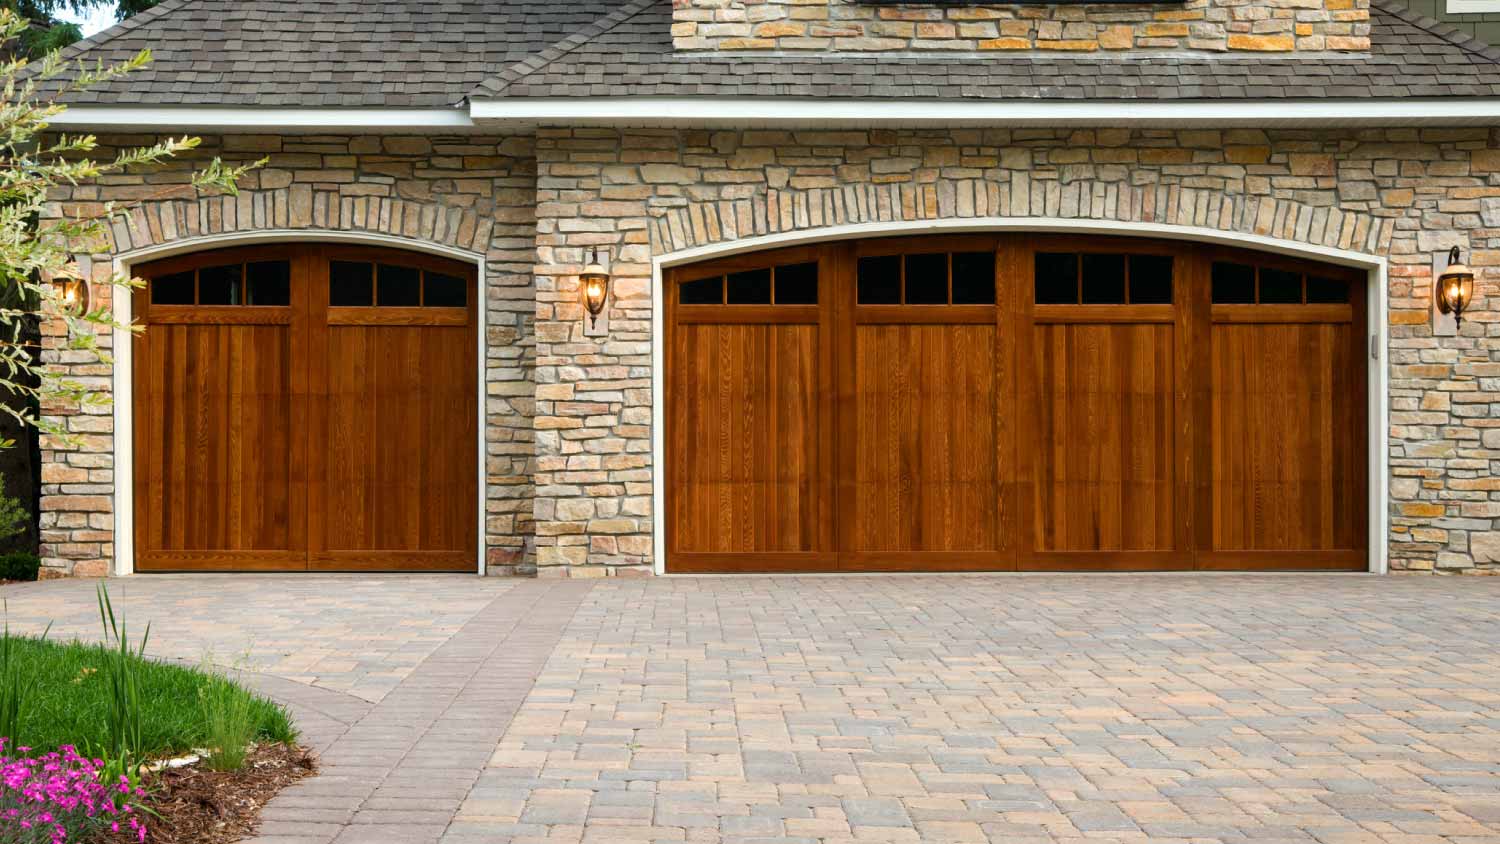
[469,0,655,100]
[1371,0,1500,62]
[48,0,201,69]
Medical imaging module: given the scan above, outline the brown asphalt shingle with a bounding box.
[473,0,1500,101]
[38,0,1500,106]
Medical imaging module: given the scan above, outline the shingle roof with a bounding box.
[40,0,1500,107]
[47,0,628,107]
[476,0,1500,101]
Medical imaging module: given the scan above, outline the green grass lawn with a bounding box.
[6,635,296,757]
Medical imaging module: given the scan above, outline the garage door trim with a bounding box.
[649,217,1390,575]
[109,230,488,576]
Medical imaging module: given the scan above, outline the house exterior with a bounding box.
[32,0,1500,578]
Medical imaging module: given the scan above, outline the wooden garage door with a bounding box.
[666,235,1367,573]
[132,245,477,572]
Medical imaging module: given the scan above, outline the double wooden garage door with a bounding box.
[666,234,1368,572]
[132,245,477,572]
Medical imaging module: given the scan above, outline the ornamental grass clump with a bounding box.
[0,741,145,843]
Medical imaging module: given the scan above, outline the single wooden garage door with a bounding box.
[665,234,1367,573]
[132,244,477,572]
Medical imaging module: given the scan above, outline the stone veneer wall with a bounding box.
[534,126,1500,576]
[670,0,1371,52]
[39,133,538,577]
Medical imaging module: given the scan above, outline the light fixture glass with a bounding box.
[1437,245,1476,328]
[53,277,88,315]
[581,247,610,329]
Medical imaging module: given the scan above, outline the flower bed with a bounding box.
[0,743,143,844]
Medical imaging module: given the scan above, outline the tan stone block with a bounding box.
[1035,39,1100,51]
[977,37,1030,49]
[1099,25,1134,49]
[1289,153,1335,176]
[754,21,804,37]
[1226,146,1272,164]
[1145,22,1189,36]
[1227,33,1295,50]
[1401,502,1447,517]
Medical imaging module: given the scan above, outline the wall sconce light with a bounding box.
[1437,246,1476,329]
[52,277,88,316]
[581,247,610,330]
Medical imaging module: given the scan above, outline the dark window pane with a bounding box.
[246,261,290,306]
[198,263,243,305]
[857,255,901,304]
[727,268,771,305]
[774,262,818,305]
[151,271,194,305]
[951,251,995,305]
[1211,262,1255,304]
[377,264,421,307]
[1081,253,1126,304]
[1128,255,1174,304]
[1259,268,1302,304]
[330,261,374,306]
[903,253,948,304]
[679,275,722,305]
[1035,252,1078,304]
[1306,275,1348,304]
[424,272,466,307]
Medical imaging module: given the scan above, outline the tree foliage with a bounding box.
[0,8,260,446]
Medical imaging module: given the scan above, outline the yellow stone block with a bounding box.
[1227,33,1295,51]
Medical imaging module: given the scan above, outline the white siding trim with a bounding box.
[111,229,488,576]
[649,217,1390,575]
[1446,0,1500,14]
[52,107,474,131]
[474,97,1500,128]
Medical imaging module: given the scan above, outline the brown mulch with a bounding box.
[101,744,316,844]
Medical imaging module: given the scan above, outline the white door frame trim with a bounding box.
[649,216,1391,575]
[110,229,489,576]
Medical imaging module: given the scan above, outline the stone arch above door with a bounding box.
[647,181,1393,260]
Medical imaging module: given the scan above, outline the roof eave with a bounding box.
[467,96,1500,128]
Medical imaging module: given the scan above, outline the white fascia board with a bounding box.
[1447,0,1500,13]
[48,106,475,132]
[469,97,1500,127]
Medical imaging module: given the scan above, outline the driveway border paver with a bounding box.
[249,579,596,844]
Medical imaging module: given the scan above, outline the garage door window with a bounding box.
[857,251,995,304]
[1212,260,1349,304]
[1036,251,1174,305]
[330,260,468,308]
[678,260,819,305]
[150,260,291,306]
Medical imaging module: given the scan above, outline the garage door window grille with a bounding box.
[679,260,819,305]
[149,260,291,306]
[855,251,995,305]
[1034,252,1173,305]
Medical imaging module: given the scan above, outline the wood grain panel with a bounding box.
[1032,322,1176,552]
[667,322,822,553]
[849,324,998,553]
[1210,321,1361,552]
[320,324,476,558]
[133,322,301,566]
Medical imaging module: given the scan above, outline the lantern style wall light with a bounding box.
[52,277,88,316]
[1437,246,1476,328]
[580,246,611,330]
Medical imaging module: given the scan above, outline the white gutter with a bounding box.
[47,98,1500,132]
[468,96,1500,127]
[48,106,475,131]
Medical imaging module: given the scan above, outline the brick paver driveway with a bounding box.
[5,574,1500,843]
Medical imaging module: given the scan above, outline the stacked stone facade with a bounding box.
[670,0,1372,52]
[39,133,538,577]
[36,124,1500,577]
